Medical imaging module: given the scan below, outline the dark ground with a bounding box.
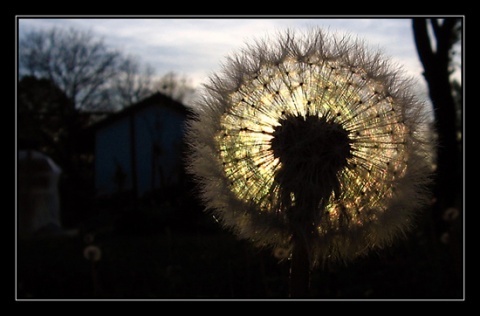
[16,199,463,301]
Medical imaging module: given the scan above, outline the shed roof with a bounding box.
[89,92,193,132]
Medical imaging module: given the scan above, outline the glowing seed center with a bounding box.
[270,114,353,210]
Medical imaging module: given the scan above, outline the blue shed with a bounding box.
[92,92,191,198]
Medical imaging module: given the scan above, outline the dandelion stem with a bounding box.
[91,262,99,297]
[287,201,317,298]
[289,228,312,298]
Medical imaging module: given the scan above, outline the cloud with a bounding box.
[17,18,428,91]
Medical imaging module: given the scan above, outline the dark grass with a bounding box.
[16,206,463,300]
[17,223,290,299]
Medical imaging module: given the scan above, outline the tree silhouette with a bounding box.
[111,55,156,110]
[19,27,156,112]
[20,27,118,111]
[412,18,462,235]
[17,76,81,166]
[155,71,196,106]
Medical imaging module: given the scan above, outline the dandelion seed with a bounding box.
[442,207,459,222]
[186,28,434,266]
[83,245,102,262]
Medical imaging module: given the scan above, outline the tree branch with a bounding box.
[436,18,460,68]
[430,18,441,45]
[412,18,435,74]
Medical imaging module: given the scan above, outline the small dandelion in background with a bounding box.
[83,234,102,296]
[83,245,102,262]
[186,28,434,297]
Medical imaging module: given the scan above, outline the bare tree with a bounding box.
[111,55,156,109]
[20,26,164,113]
[155,71,196,105]
[412,18,462,234]
[19,27,122,112]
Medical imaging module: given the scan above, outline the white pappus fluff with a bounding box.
[185,28,434,265]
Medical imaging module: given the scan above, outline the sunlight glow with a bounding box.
[217,57,409,231]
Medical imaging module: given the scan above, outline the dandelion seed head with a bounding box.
[83,245,102,262]
[186,28,434,265]
[442,207,460,222]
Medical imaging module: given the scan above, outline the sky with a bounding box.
[17,17,452,103]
